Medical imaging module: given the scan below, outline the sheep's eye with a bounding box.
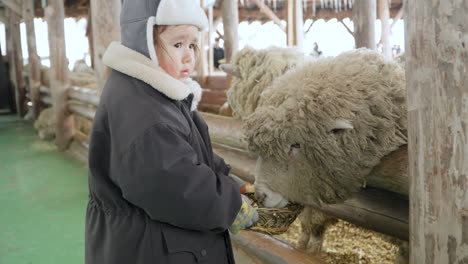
[291,143,300,149]
[330,128,344,134]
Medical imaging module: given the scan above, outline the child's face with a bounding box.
[156,25,199,80]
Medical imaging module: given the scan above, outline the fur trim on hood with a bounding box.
[103,42,202,111]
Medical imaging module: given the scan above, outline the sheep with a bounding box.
[222,48,408,263]
[222,46,307,118]
[40,60,97,90]
[34,107,56,140]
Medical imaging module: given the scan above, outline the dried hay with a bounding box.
[40,63,97,90]
[245,193,304,235]
[69,72,97,89]
[74,114,93,135]
[41,66,51,87]
[277,219,399,264]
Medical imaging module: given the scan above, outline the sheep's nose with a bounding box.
[255,192,267,206]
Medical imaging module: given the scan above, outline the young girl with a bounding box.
[85,1,257,263]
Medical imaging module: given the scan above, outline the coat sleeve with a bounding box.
[212,152,231,176]
[115,123,242,232]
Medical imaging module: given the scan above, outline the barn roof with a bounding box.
[1,0,403,23]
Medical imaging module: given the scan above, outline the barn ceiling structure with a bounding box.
[0,0,403,23]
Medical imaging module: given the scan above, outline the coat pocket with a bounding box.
[160,223,223,263]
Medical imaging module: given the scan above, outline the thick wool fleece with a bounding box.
[245,49,407,204]
[227,47,307,118]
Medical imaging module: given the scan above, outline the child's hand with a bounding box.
[228,195,259,234]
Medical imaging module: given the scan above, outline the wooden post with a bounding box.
[352,0,376,49]
[287,0,304,50]
[0,9,6,23]
[221,0,239,63]
[9,9,26,116]
[5,9,16,93]
[378,0,391,58]
[406,0,468,263]
[200,1,208,84]
[4,10,18,114]
[23,0,42,120]
[90,0,121,93]
[45,0,73,151]
[85,10,94,69]
[208,6,214,75]
[294,0,304,50]
[287,0,294,46]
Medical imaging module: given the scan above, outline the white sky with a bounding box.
[0,17,405,70]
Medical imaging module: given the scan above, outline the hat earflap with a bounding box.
[146,16,159,65]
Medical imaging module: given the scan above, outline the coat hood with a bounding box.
[120,0,208,65]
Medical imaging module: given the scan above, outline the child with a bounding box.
[85,0,258,263]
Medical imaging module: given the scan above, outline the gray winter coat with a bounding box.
[85,1,241,263]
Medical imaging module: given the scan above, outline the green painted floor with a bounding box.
[0,115,88,264]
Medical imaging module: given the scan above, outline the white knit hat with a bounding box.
[156,0,209,30]
[146,0,209,64]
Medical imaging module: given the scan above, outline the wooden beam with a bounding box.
[68,86,99,107]
[251,0,286,32]
[9,9,26,116]
[286,0,294,46]
[232,231,322,264]
[339,19,354,37]
[406,0,468,262]
[200,112,247,150]
[90,0,121,93]
[199,0,208,83]
[213,16,222,29]
[208,6,214,75]
[378,0,391,58]
[390,7,403,33]
[68,102,95,120]
[215,30,224,39]
[2,0,22,16]
[293,0,304,50]
[23,0,41,120]
[85,9,94,69]
[304,19,316,34]
[5,9,17,112]
[352,0,376,49]
[221,0,239,63]
[45,0,73,151]
[287,0,304,49]
[316,187,408,241]
[0,9,6,22]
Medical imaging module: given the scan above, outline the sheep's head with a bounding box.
[221,47,305,119]
[245,49,407,207]
[246,103,363,207]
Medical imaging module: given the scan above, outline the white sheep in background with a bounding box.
[222,46,307,117]
[222,48,408,263]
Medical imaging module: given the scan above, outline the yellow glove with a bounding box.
[229,195,259,234]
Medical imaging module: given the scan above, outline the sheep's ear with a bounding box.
[330,119,353,134]
[334,119,353,130]
[219,64,240,77]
